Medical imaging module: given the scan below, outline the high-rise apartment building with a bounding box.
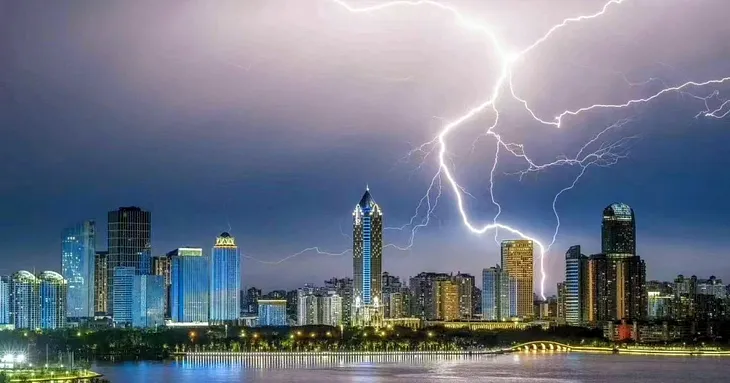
[352,187,383,326]
[11,271,68,330]
[297,285,319,326]
[324,277,353,325]
[93,251,108,315]
[319,292,343,326]
[62,221,96,320]
[482,266,516,321]
[107,207,151,315]
[501,240,534,318]
[112,267,135,327]
[171,250,209,323]
[454,273,475,320]
[132,275,165,328]
[564,245,588,325]
[0,277,9,324]
[409,272,451,320]
[39,271,67,329]
[258,300,287,326]
[243,287,262,315]
[10,271,41,329]
[435,279,460,321]
[210,232,240,323]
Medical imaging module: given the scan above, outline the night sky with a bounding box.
[1,0,729,292]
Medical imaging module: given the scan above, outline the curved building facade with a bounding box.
[601,203,636,257]
[39,271,67,329]
[10,271,40,329]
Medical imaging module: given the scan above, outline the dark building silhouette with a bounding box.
[106,207,151,315]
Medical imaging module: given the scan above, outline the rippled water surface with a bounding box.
[94,353,729,382]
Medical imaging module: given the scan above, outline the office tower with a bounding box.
[501,240,534,318]
[319,292,343,326]
[409,272,451,320]
[10,271,41,329]
[93,251,108,315]
[112,267,135,327]
[352,187,383,326]
[107,207,151,314]
[132,275,165,328]
[564,245,588,325]
[324,277,353,325]
[472,286,482,317]
[297,285,319,325]
[62,221,96,320]
[243,287,262,315]
[210,232,241,323]
[171,251,209,323]
[454,273,475,320]
[0,277,9,324]
[39,271,67,329]
[602,203,635,257]
[258,300,287,326]
[435,279,459,321]
[152,255,171,318]
[482,266,516,321]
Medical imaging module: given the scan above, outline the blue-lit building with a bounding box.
[10,271,41,329]
[257,299,287,326]
[171,252,209,323]
[0,277,9,325]
[62,221,96,320]
[482,266,516,321]
[210,233,240,323]
[565,245,588,325]
[112,267,135,326]
[132,275,165,328]
[39,271,67,329]
[352,187,383,326]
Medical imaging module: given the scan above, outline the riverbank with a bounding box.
[0,368,104,382]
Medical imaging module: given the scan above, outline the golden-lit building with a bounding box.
[435,280,460,321]
[93,251,108,314]
[501,240,534,319]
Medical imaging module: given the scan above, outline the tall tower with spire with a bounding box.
[352,186,383,326]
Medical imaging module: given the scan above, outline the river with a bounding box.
[93,353,728,382]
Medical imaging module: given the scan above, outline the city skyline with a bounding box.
[2,1,730,293]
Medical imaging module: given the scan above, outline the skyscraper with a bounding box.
[319,291,343,326]
[0,277,9,325]
[107,207,151,315]
[62,221,96,320]
[501,240,534,318]
[454,273,475,320]
[152,255,172,318]
[297,285,319,326]
[39,271,67,329]
[112,267,135,327]
[602,203,636,257]
[10,271,40,329]
[564,245,588,325]
[132,275,165,328]
[482,266,516,321]
[435,279,459,321]
[324,277,353,326]
[586,203,647,322]
[93,251,108,315]
[210,232,240,323]
[352,187,383,326]
[171,250,209,323]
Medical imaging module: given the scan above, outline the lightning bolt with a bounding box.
[324,0,730,300]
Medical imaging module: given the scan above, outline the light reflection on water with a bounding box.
[93,352,730,383]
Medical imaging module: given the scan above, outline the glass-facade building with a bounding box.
[62,221,96,319]
[565,245,587,325]
[171,252,209,323]
[482,266,516,321]
[258,299,287,326]
[352,187,383,326]
[39,271,67,329]
[112,267,135,326]
[132,275,165,328]
[602,203,635,257]
[210,233,240,323]
[107,207,151,315]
